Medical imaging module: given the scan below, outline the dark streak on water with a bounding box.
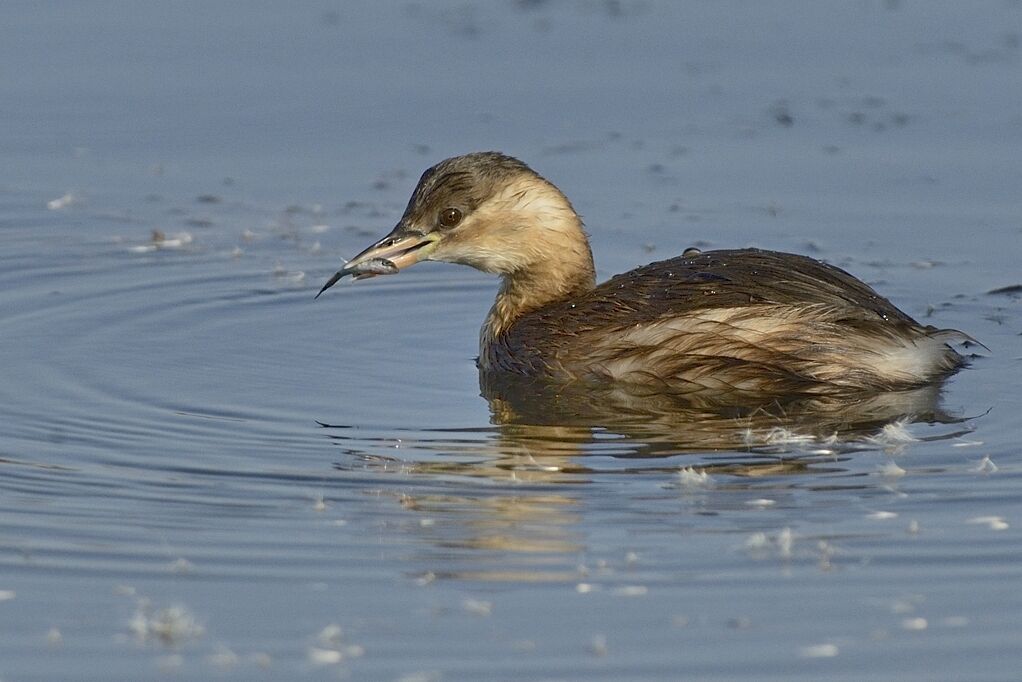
[2,2,1022,680]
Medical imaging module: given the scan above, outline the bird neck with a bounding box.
[481,228,596,347]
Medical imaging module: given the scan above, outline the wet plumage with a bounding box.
[481,248,965,394]
[319,152,968,397]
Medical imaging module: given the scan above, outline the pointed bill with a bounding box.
[315,230,437,298]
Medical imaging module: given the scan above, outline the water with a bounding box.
[2,2,1021,680]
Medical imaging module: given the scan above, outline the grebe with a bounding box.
[317,152,967,395]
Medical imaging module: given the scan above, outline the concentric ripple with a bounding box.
[2,188,1019,682]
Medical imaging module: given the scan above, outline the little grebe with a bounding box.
[318,152,968,395]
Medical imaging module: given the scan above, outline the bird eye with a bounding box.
[438,207,462,229]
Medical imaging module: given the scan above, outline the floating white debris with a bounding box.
[880,461,906,478]
[867,511,898,520]
[130,601,204,646]
[128,604,148,639]
[589,634,608,657]
[889,597,919,615]
[462,598,492,616]
[816,540,836,571]
[800,642,839,658]
[158,231,193,248]
[316,624,344,648]
[0,590,15,602]
[865,421,917,450]
[169,558,193,574]
[395,672,443,682]
[967,515,1009,531]
[907,520,920,534]
[746,528,795,559]
[745,532,770,550]
[677,467,713,489]
[575,583,596,594]
[759,427,817,446]
[625,551,639,566]
[310,223,331,233]
[46,626,63,646]
[271,262,306,284]
[146,606,204,645]
[901,617,928,631]
[971,456,998,473]
[307,623,362,666]
[418,518,435,527]
[206,645,240,669]
[47,192,78,210]
[612,585,648,597]
[128,231,194,253]
[745,498,776,508]
[952,439,984,448]
[777,527,794,559]
[307,647,344,666]
[312,495,327,512]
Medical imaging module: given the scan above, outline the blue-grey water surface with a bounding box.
[2,2,1021,680]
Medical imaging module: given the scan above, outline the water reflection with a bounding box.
[480,372,962,454]
[396,490,584,583]
[324,375,967,582]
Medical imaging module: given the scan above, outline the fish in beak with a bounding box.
[315,227,438,298]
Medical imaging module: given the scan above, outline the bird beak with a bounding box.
[315,227,438,298]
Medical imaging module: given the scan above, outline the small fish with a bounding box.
[349,257,399,277]
[315,257,399,298]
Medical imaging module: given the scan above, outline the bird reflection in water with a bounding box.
[323,376,970,582]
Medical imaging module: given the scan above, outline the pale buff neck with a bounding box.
[481,220,596,348]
